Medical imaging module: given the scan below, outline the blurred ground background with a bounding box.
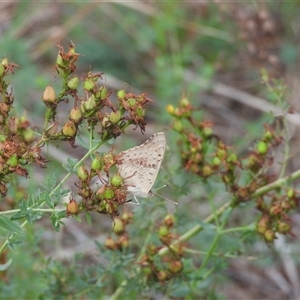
[1,1,300,299]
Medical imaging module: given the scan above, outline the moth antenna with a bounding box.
[126,195,140,205]
[153,184,167,191]
[152,185,178,205]
[152,191,178,205]
[133,195,140,205]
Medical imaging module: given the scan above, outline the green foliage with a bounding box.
[0,2,300,299]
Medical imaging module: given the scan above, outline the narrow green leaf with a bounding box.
[10,212,26,221]
[220,206,233,223]
[7,240,23,252]
[43,192,53,208]
[85,212,92,226]
[50,213,65,232]
[73,215,82,222]
[56,210,67,219]
[19,200,28,212]
[62,158,79,173]
[0,216,23,233]
[27,194,35,207]
[25,213,33,224]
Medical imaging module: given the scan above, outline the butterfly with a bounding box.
[117,132,166,200]
[117,132,178,205]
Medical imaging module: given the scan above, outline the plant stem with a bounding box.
[221,223,256,234]
[0,139,105,255]
[252,167,300,197]
[0,208,65,215]
[110,201,232,300]
[110,166,300,298]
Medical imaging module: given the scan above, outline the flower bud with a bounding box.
[117,89,126,99]
[0,64,4,77]
[136,95,144,103]
[166,104,175,115]
[158,226,169,237]
[277,221,290,234]
[127,98,136,107]
[202,165,213,177]
[113,217,125,235]
[7,154,18,167]
[67,199,79,215]
[103,153,114,166]
[257,141,268,154]
[217,148,226,160]
[121,212,133,223]
[173,120,183,132]
[81,187,92,199]
[111,173,123,187]
[62,121,77,138]
[168,260,183,273]
[69,106,83,123]
[164,214,175,227]
[83,95,97,112]
[257,215,269,234]
[1,58,8,66]
[203,127,213,137]
[212,156,221,166]
[56,53,66,68]
[0,103,9,114]
[135,107,145,118]
[171,243,183,256]
[246,154,259,170]
[227,153,238,163]
[264,229,275,242]
[67,76,79,90]
[118,234,129,249]
[105,201,118,215]
[105,237,116,250]
[157,270,168,281]
[77,165,89,181]
[174,108,181,117]
[287,189,295,199]
[102,116,109,128]
[91,155,103,171]
[95,186,106,200]
[23,129,35,144]
[104,188,115,200]
[42,85,56,105]
[99,86,107,100]
[180,97,190,107]
[84,78,95,91]
[109,111,121,124]
[263,130,273,141]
